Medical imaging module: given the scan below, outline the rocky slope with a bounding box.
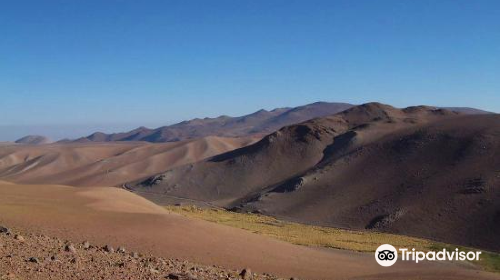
[0,225,278,280]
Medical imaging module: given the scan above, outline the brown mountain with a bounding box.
[14,135,51,145]
[132,103,500,251]
[74,102,354,143]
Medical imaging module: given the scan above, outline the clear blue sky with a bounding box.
[1,0,499,140]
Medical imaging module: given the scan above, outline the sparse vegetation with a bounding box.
[429,243,500,273]
[165,205,500,273]
[165,205,432,251]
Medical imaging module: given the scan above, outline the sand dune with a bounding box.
[78,187,168,214]
[0,136,258,187]
[0,181,497,280]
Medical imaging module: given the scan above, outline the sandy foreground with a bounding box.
[0,182,498,280]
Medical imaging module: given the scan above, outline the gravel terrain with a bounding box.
[0,226,283,280]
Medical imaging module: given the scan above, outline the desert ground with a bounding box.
[1,181,499,280]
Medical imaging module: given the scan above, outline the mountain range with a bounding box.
[69,102,491,143]
[4,101,498,252]
[131,103,500,251]
[72,102,353,143]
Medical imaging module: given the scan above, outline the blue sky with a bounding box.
[1,0,499,140]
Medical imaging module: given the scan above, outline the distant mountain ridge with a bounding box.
[441,107,492,115]
[72,102,491,143]
[74,102,354,143]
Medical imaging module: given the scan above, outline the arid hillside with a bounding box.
[132,103,500,251]
[244,114,500,251]
[132,103,460,203]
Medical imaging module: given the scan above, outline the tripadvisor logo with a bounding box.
[375,244,482,267]
[375,244,398,267]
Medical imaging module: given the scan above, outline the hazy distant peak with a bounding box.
[74,102,355,143]
[254,109,269,114]
[132,126,151,131]
[270,107,291,113]
[69,101,490,144]
[339,102,397,116]
[241,109,271,118]
[15,135,51,145]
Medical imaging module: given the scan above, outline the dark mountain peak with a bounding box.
[402,105,455,115]
[176,115,232,126]
[130,126,151,133]
[85,132,109,142]
[247,109,270,116]
[89,132,106,136]
[403,105,436,111]
[15,135,51,145]
[310,101,330,105]
[338,102,399,124]
[88,132,107,138]
[175,118,206,126]
[289,101,353,112]
[340,103,459,125]
[442,107,494,115]
[347,102,396,112]
[270,107,291,113]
